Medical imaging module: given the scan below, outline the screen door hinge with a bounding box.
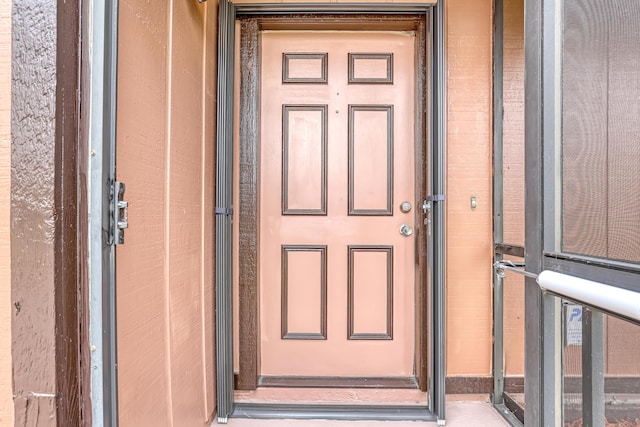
[111,181,128,245]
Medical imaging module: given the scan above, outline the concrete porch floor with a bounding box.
[213,395,511,427]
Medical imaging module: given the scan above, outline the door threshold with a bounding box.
[232,403,436,421]
[235,387,428,406]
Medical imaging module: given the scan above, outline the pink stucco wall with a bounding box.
[115,1,217,425]
[446,0,495,376]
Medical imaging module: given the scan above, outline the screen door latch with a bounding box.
[423,194,445,228]
[423,194,446,213]
[111,181,129,245]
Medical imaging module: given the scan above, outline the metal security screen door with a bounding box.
[524,0,640,425]
[215,2,447,423]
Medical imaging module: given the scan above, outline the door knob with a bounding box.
[399,224,413,236]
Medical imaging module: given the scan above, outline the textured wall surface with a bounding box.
[11,0,58,424]
[446,0,494,376]
[115,1,217,425]
[0,0,13,424]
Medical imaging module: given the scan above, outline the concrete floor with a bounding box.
[214,396,511,426]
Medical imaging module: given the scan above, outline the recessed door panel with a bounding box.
[348,246,393,340]
[349,105,394,215]
[281,245,327,340]
[282,105,328,215]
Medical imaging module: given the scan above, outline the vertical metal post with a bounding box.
[104,1,120,425]
[525,0,561,425]
[542,295,562,426]
[541,0,562,425]
[493,270,505,405]
[215,0,236,422]
[426,9,435,416]
[581,308,605,427]
[88,0,120,425]
[523,0,544,425]
[492,0,505,407]
[433,1,447,423]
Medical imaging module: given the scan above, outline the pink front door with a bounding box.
[259,30,417,380]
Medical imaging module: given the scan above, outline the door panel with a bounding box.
[282,105,328,214]
[349,105,394,214]
[281,245,327,339]
[348,246,393,339]
[259,31,416,378]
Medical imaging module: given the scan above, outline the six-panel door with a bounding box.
[259,31,416,378]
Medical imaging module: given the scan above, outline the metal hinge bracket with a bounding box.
[215,207,234,216]
[423,194,446,212]
[423,194,445,228]
[426,194,446,202]
[111,181,128,245]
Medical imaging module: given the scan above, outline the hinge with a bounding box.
[423,194,445,212]
[111,181,128,245]
[215,207,234,216]
[426,194,446,202]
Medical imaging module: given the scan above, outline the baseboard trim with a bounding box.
[563,376,640,394]
[446,376,493,394]
[446,376,524,394]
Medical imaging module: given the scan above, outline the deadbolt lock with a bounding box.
[400,201,412,213]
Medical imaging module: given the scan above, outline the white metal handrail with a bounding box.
[537,270,640,324]
[492,259,640,422]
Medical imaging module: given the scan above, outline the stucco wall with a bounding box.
[446,0,494,376]
[115,1,217,425]
[0,0,12,424]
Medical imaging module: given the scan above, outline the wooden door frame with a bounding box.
[215,1,447,422]
[237,14,429,391]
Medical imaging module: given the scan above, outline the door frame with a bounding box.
[215,0,447,423]
[238,14,428,392]
[86,0,121,425]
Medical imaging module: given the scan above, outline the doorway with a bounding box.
[248,27,422,382]
[222,10,437,421]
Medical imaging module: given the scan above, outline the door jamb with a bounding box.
[215,1,447,423]
[87,0,120,425]
[237,13,429,392]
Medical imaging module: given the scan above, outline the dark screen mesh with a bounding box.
[561,0,640,263]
